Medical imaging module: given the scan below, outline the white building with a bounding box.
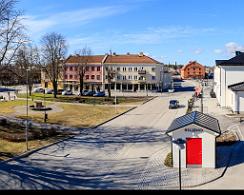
[214,51,244,113]
[166,111,221,168]
[103,53,172,92]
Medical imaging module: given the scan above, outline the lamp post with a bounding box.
[26,68,30,151]
[201,79,204,113]
[172,138,186,191]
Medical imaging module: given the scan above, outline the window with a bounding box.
[91,75,95,80]
[152,68,155,72]
[74,75,78,79]
[86,75,89,80]
[70,66,73,71]
[152,76,156,80]
[91,67,95,71]
[128,76,132,80]
[105,75,108,79]
[123,76,127,80]
[69,75,73,79]
[117,67,120,71]
[65,75,68,79]
[97,67,100,71]
[134,67,138,72]
[123,67,127,72]
[97,75,101,80]
[128,67,133,72]
[64,67,67,71]
[117,75,120,80]
[86,66,89,71]
[75,67,78,71]
[134,76,138,80]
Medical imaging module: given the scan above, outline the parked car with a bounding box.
[57,89,64,95]
[93,91,106,97]
[62,90,73,96]
[83,90,96,96]
[33,87,45,93]
[169,100,179,109]
[168,88,175,93]
[45,89,53,94]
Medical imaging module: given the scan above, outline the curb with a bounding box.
[91,106,137,129]
[92,96,156,129]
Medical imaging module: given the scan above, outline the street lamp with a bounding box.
[172,138,186,191]
[26,68,30,151]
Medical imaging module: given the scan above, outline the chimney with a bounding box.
[113,52,117,56]
[236,51,242,56]
[139,52,144,57]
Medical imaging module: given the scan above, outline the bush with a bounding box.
[164,152,173,167]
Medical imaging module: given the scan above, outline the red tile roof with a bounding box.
[65,54,161,64]
[104,54,161,64]
[66,55,105,64]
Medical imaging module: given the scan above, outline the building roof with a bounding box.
[166,111,221,135]
[65,53,161,65]
[181,61,205,71]
[228,81,244,91]
[104,53,161,64]
[66,55,105,64]
[216,51,244,66]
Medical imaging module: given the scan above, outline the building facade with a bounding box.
[41,53,172,93]
[181,61,205,80]
[103,53,171,92]
[63,55,105,92]
[214,51,244,113]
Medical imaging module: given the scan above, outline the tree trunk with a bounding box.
[53,81,58,98]
[80,75,84,96]
[28,84,32,96]
[108,78,111,98]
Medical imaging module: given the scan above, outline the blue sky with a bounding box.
[17,0,244,66]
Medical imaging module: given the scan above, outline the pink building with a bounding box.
[63,55,105,92]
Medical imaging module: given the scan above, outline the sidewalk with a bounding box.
[138,142,233,189]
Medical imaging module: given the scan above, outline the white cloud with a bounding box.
[194,49,203,55]
[23,6,128,39]
[225,42,244,55]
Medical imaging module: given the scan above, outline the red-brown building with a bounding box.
[181,61,205,80]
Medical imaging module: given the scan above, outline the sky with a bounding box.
[16,0,244,66]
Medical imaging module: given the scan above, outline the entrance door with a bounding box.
[186,138,202,167]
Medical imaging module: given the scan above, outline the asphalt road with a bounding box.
[0,87,194,189]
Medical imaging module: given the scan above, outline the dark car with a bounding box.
[93,91,106,97]
[57,89,64,95]
[169,100,179,109]
[83,90,96,96]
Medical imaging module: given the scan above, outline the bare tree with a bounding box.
[74,47,92,96]
[105,65,116,98]
[0,0,27,72]
[12,44,41,95]
[40,32,67,98]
